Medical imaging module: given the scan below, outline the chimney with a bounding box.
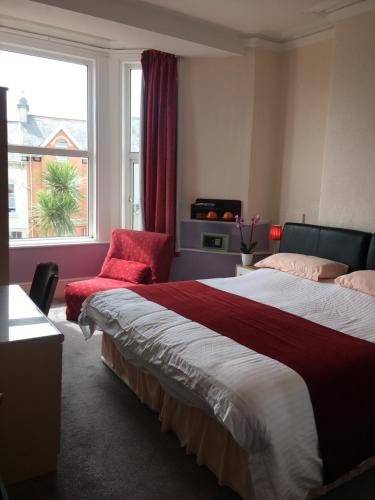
[17,96,29,124]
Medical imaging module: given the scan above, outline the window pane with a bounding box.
[8,184,16,213]
[8,153,88,239]
[132,162,141,230]
[0,50,88,150]
[130,69,141,153]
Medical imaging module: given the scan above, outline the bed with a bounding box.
[79,223,375,500]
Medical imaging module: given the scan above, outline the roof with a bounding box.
[18,97,29,107]
[8,115,88,150]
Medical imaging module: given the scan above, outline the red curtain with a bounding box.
[141,49,177,245]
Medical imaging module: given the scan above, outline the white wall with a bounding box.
[277,11,375,233]
[248,48,283,223]
[319,11,375,231]
[179,52,254,219]
[179,48,284,223]
[278,39,334,225]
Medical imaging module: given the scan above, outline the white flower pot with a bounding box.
[241,253,254,266]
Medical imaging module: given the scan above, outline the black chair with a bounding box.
[29,262,59,315]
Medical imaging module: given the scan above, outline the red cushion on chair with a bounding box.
[99,258,152,284]
[65,277,134,321]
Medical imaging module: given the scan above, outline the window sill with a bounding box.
[9,237,108,249]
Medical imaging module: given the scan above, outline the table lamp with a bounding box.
[269,225,283,253]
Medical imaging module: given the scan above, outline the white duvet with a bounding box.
[79,269,375,500]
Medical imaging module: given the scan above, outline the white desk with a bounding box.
[0,285,63,484]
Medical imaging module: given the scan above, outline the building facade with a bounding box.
[8,97,88,239]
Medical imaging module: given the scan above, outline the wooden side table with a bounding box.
[235,264,258,276]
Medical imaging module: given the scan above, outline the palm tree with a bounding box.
[33,160,84,237]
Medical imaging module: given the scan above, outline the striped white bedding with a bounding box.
[79,269,375,500]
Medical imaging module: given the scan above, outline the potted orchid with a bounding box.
[235,214,260,266]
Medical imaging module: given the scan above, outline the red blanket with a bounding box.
[133,280,375,483]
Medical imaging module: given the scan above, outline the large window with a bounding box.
[125,66,142,230]
[0,49,93,242]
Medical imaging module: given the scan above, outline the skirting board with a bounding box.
[17,276,94,300]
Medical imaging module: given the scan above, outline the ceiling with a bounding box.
[0,0,374,56]
[131,0,374,40]
[135,0,333,40]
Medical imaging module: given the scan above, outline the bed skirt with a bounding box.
[101,333,375,500]
[101,332,254,499]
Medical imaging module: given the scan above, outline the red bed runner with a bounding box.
[132,280,375,483]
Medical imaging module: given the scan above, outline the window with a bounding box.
[8,183,16,213]
[0,49,93,242]
[9,231,22,239]
[55,137,69,162]
[124,66,142,230]
[56,138,69,148]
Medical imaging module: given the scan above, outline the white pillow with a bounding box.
[335,270,375,296]
[255,253,348,281]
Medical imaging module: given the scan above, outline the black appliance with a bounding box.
[190,199,241,221]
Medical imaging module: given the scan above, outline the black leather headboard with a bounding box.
[366,235,375,270]
[279,223,372,271]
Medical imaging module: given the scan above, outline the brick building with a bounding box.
[8,97,88,238]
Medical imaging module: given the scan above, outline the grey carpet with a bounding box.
[6,315,375,500]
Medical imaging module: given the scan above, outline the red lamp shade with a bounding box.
[269,225,283,241]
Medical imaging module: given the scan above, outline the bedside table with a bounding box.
[235,264,258,276]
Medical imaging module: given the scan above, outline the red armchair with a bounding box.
[65,229,173,321]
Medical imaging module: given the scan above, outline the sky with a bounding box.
[0,50,88,121]
[0,50,142,121]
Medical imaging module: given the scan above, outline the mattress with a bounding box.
[79,269,375,500]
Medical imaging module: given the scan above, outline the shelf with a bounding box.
[180,218,270,225]
[180,248,271,256]
[181,218,236,225]
[180,247,240,255]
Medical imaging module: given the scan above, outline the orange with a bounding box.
[207,211,218,219]
[223,211,234,220]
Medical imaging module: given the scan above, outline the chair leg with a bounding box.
[0,477,9,500]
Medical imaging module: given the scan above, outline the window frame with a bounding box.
[122,63,142,230]
[2,45,96,247]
